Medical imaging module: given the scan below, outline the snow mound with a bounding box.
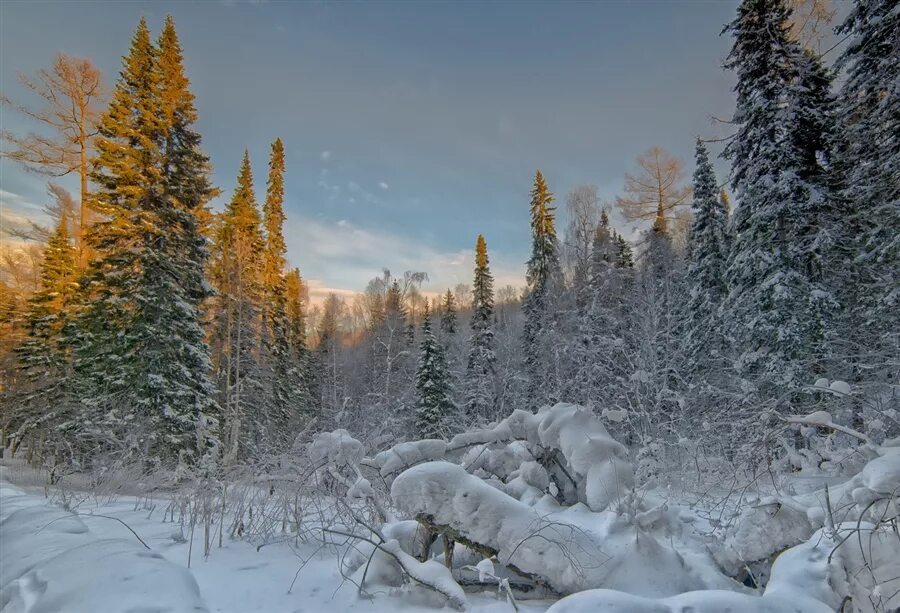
[307,428,364,466]
[536,403,633,511]
[549,521,899,612]
[0,485,207,613]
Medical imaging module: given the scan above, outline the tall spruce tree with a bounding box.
[156,16,220,457]
[259,138,296,449]
[721,0,837,390]
[833,0,899,372]
[464,234,497,422]
[684,139,728,367]
[212,151,265,461]
[522,170,561,407]
[415,307,453,439]
[71,17,217,463]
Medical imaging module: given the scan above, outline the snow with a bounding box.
[3,404,898,612]
[828,380,851,395]
[536,403,633,511]
[0,478,552,613]
[308,428,364,467]
[390,461,724,597]
[373,439,448,478]
[0,484,207,613]
[547,520,899,613]
[797,410,833,425]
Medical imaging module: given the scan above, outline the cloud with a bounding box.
[378,181,389,190]
[1,189,44,214]
[320,151,332,161]
[283,216,524,303]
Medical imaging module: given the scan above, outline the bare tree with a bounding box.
[1,54,104,266]
[563,185,602,290]
[615,147,691,236]
[453,283,472,310]
[3,183,78,244]
[788,0,836,51]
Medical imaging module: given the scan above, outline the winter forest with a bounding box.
[0,0,898,611]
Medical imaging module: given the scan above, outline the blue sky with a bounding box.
[1,0,742,299]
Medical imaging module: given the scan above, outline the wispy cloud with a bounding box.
[320,151,332,161]
[283,216,523,304]
[378,181,389,190]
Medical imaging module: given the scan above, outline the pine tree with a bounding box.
[721,0,838,390]
[13,213,78,451]
[415,306,454,439]
[522,170,561,407]
[465,234,497,422]
[440,289,457,337]
[684,139,728,367]
[285,267,313,424]
[211,151,265,461]
[71,17,217,464]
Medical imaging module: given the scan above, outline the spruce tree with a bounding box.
[156,15,220,457]
[71,17,217,463]
[465,234,497,422]
[522,170,561,407]
[415,307,454,439]
[614,233,634,270]
[684,139,728,366]
[721,0,837,390]
[833,0,899,373]
[211,151,265,461]
[285,268,313,423]
[13,214,78,450]
[260,138,296,449]
[440,289,457,337]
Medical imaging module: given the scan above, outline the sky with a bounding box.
[1,0,744,301]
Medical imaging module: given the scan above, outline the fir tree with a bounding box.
[465,234,497,422]
[522,170,561,407]
[415,306,454,439]
[721,0,838,389]
[440,289,457,337]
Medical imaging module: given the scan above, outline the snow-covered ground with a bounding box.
[2,403,898,612]
[0,470,551,613]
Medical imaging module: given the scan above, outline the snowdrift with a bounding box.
[0,484,208,613]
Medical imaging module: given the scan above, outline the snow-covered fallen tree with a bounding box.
[385,404,733,597]
[0,484,208,613]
